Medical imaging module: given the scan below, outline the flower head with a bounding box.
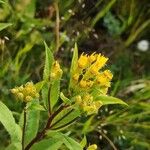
[11,82,39,103]
[78,53,89,69]
[87,144,97,150]
[71,52,112,93]
[75,94,102,115]
[71,52,113,115]
[50,61,63,80]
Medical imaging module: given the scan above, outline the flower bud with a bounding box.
[17,92,24,100]
[87,144,97,150]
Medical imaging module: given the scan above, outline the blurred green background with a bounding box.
[0,0,150,149]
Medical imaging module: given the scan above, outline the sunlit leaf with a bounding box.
[96,95,128,106]
[0,23,12,31]
[0,101,21,144]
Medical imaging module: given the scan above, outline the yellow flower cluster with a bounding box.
[72,53,113,95]
[11,82,39,103]
[50,61,63,80]
[71,53,113,115]
[87,144,97,150]
[75,94,102,115]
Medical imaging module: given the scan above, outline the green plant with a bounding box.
[0,43,127,150]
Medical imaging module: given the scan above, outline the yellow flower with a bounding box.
[78,53,88,68]
[89,64,99,75]
[11,82,39,103]
[25,96,33,102]
[96,73,111,87]
[88,54,108,75]
[83,105,97,115]
[73,73,79,82]
[79,80,87,88]
[75,95,82,104]
[96,55,108,69]
[51,61,63,80]
[103,70,113,80]
[75,94,102,115]
[71,52,113,105]
[89,52,97,63]
[87,144,97,150]
[86,80,94,87]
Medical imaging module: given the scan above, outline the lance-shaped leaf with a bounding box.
[42,42,54,109]
[95,95,128,106]
[50,79,61,110]
[0,23,12,31]
[60,92,71,104]
[0,101,21,144]
[30,137,63,150]
[43,42,54,80]
[24,100,40,146]
[47,131,83,150]
[50,108,80,130]
[69,43,78,89]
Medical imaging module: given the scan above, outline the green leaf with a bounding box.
[27,101,46,111]
[60,92,71,104]
[43,42,54,80]
[50,79,61,110]
[23,0,36,18]
[63,134,83,150]
[69,43,78,89]
[24,100,40,146]
[0,101,21,144]
[47,131,83,150]
[0,23,12,31]
[80,136,87,148]
[91,0,117,27]
[42,42,54,109]
[31,137,63,150]
[0,0,6,4]
[5,143,21,150]
[82,116,94,134]
[51,108,80,130]
[96,95,128,106]
[35,81,45,93]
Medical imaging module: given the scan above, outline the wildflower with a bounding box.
[79,80,87,88]
[71,52,113,108]
[88,52,97,63]
[78,53,88,69]
[75,95,82,104]
[73,73,79,82]
[50,61,63,80]
[103,70,113,80]
[89,54,108,75]
[86,80,94,87]
[96,55,108,69]
[96,74,110,87]
[75,94,102,115]
[87,144,97,150]
[10,82,39,103]
[96,70,113,87]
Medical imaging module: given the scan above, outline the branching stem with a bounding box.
[22,105,27,150]
[25,104,68,150]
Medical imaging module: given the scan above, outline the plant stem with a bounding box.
[25,104,68,150]
[50,109,74,128]
[51,117,79,130]
[47,85,52,115]
[46,104,67,128]
[54,1,60,53]
[22,106,27,150]
[99,131,118,150]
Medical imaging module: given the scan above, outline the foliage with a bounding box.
[0,0,149,149]
[0,41,126,149]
